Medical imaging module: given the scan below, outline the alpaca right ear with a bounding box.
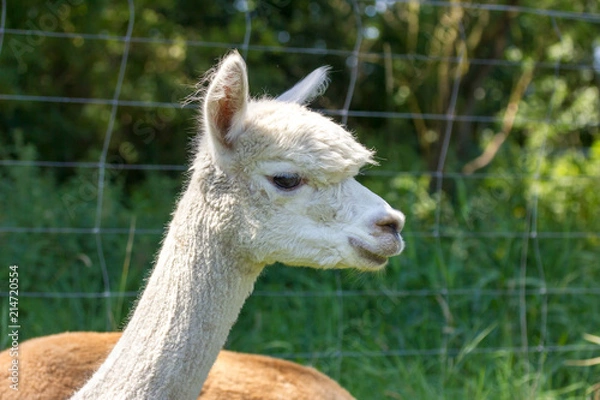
[204,51,249,149]
[276,66,330,105]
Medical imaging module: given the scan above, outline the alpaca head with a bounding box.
[194,51,404,271]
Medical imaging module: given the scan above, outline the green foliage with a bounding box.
[0,138,176,333]
[1,1,600,398]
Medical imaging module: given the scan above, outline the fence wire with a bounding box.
[1,0,600,379]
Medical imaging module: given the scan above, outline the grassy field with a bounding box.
[1,0,598,397]
[1,139,600,399]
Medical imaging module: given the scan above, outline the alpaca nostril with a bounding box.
[375,212,404,236]
[385,223,399,235]
[380,221,399,235]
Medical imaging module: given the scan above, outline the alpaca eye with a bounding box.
[270,173,303,190]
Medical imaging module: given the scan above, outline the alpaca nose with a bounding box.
[374,210,405,236]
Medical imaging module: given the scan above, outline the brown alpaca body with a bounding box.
[0,332,355,399]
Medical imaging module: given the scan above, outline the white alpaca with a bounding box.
[36,51,404,399]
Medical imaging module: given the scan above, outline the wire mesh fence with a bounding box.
[1,0,600,397]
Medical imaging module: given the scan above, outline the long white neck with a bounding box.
[72,171,262,399]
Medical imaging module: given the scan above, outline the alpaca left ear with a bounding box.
[204,50,249,149]
[277,66,330,105]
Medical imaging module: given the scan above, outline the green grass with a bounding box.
[1,143,600,399]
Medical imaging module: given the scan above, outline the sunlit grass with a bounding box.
[1,148,600,399]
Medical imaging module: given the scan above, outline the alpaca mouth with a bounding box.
[348,237,390,266]
[355,247,388,265]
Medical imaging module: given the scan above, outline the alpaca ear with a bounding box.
[204,51,249,149]
[276,66,330,105]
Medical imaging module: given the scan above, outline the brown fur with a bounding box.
[0,332,354,399]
